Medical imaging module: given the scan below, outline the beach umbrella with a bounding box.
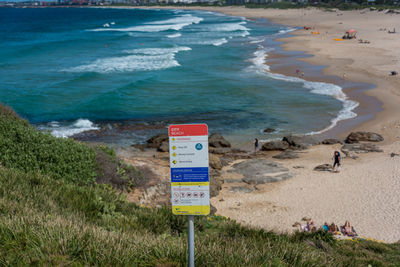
[347,29,357,33]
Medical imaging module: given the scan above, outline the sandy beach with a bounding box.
[200,7,400,242]
[112,6,400,242]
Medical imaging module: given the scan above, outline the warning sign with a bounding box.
[169,124,210,215]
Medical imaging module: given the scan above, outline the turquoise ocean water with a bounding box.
[0,7,357,145]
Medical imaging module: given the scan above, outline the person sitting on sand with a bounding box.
[292,222,308,232]
[307,220,318,232]
[332,151,341,172]
[328,223,339,234]
[323,222,329,231]
[341,221,357,237]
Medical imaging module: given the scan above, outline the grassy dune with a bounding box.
[0,104,399,266]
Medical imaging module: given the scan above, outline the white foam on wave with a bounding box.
[249,37,265,44]
[38,119,99,138]
[89,14,202,33]
[148,14,203,26]
[213,21,250,32]
[277,28,297,35]
[67,54,179,73]
[167,33,182,38]
[124,46,191,55]
[247,45,359,135]
[65,46,191,73]
[196,38,228,46]
[90,23,187,32]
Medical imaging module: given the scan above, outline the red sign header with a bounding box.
[169,124,208,137]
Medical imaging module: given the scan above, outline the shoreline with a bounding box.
[112,5,399,145]
[33,6,363,148]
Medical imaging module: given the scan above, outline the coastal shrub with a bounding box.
[0,103,143,188]
[0,111,96,184]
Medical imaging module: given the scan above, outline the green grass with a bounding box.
[0,104,399,266]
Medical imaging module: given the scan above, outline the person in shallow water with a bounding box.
[254,138,259,153]
[332,151,341,172]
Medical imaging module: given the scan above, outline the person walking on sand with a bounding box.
[332,151,341,172]
[254,138,259,153]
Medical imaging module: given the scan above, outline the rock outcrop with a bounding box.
[147,134,168,148]
[230,159,293,185]
[209,133,231,148]
[263,128,275,133]
[341,143,383,154]
[157,141,169,152]
[322,139,343,145]
[344,132,384,144]
[209,154,222,170]
[282,135,320,150]
[146,133,169,152]
[261,140,289,151]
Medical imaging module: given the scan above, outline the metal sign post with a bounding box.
[188,215,195,267]
[169,124,210,267]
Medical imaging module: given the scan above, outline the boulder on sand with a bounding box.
[283,135,320,149]
[261,140,289,151]
[322,139,343,145]
[341,143,383,154]
[344,131,384,144]
[314,164,332,172]
[209,133,231,148]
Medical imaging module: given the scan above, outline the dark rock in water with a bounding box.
[341,143,383,154]
[272,150,299,159]
[229,186,255,193]
[283,135,320,150]
[261,140,289,151]
[231,159,293,185]
[263,128,275,133]
[157,141,169,152]
[322,139,343,145]
[345,132,384,144]
[209,133,231,148]
[147,133,168,148]
[314,164,332,171]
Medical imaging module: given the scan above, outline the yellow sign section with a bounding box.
[171,182,209,186]
[173,205,210,215]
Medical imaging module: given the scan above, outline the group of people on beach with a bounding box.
[293,219,358,237]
